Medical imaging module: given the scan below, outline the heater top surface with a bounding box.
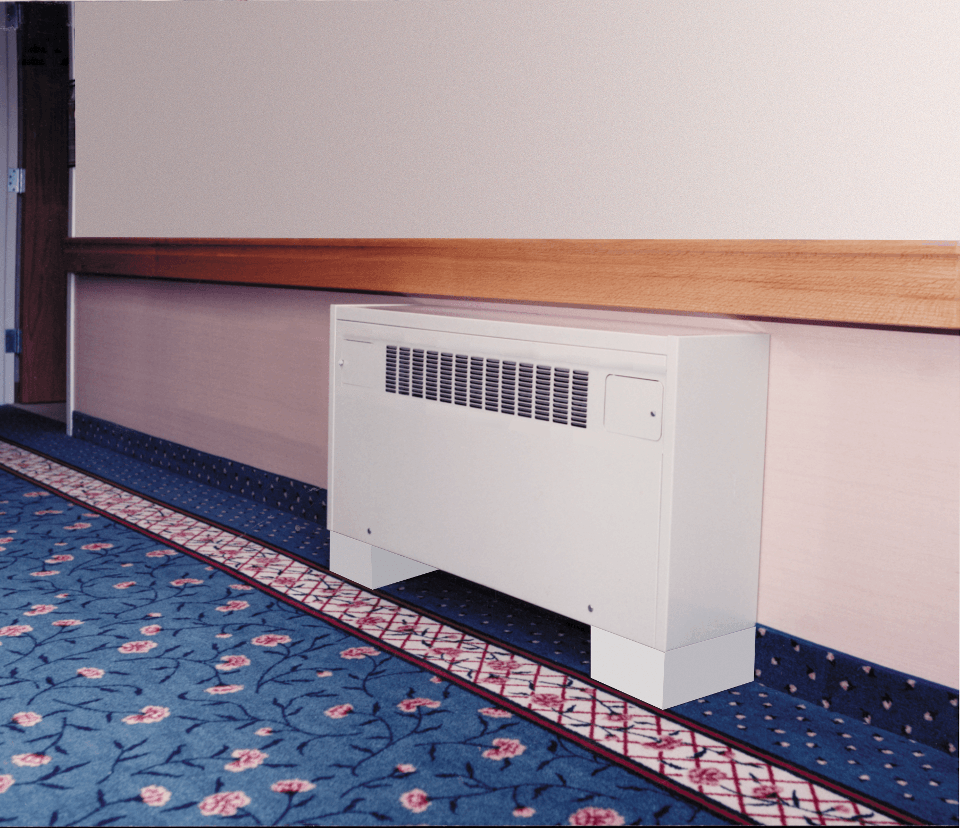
[335,303,765,344]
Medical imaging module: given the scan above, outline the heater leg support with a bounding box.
[590,626,755,709]
[330,531,436,590]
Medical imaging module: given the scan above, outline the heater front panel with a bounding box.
[330,326,668,646]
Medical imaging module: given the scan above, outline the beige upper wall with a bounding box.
[74,1,959,239]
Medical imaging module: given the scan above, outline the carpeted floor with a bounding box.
[0,407,955,825]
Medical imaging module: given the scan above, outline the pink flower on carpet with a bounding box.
[271,779,315,794]
[0,775,13,794]
[751,783,783,800]
[426,646,467,658]
[316,671,332,678]
[113,581,137,590]
[30,571,58,577]
[250,634,291,647]
[481,675,508,686]
[602,712,641,725]
[216,655,251,671]
[82,513,100,518]
[355,616,389,628]
[81,543,114,551]
[56,593,69,598]
[514,807,536,818]
[430,676,443,683]
[0,538,12,544]
[45,555,73,563]
[146,550,177,557]
[486,660,525,672]
[77,667,104,678]
[224,748,268,772]
[568,806,625,826]
[482,738,527,761]
[205,685,244,694]
[11,712,42,727]
[216,634,232,639]
[197,791,251,817]
[122,706,171,724]
[324,704,353,719]
[479,708,513,718]
[216,600,249,612]
[52,619,83,627]
[654,736,685,750]
[22,491,46,497]
[0,625,32,636]
[24,605,56,616]
[340,646,379,659]
[397,698,441,713]
[395,764,416,774]
[529,693,565,708]
[140,625,162,635]
[688,767,727,786]
[62,523,91,531]
[171,578,203,586]
[118,641,157,654]
[229,584,253,590]
[399,788,430,814]
[148,612,162,617]
[395,624,418,633]
[270,577,298,587]
[255,727,273,736]
[35,509,63,515]
[140,785,171,807]
[339,600,373,610]
[12,753,51,767]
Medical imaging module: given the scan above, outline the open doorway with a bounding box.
[3,1,69,421]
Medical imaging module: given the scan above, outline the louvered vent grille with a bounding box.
[385,345,588,428]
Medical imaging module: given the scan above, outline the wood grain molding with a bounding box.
[63,238,959,330]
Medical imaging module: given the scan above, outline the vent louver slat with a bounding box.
[552,367,569,425]
[385,346,397,393]
[425,351,439,400]
[571,370,589,428]
[383,344,588,430]
[412,349,425,398]
[440,353,453,402]
[398,347,411,395]
[455,355,468,406]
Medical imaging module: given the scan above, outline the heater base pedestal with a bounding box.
[330,531,436,589]
[591,625,755,709]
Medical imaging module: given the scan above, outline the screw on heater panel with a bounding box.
[588,605,593,612]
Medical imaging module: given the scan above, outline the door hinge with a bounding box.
[7,168,24,194]
[5,329,21,355]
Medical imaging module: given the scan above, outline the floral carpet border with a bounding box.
[0,439,924,827]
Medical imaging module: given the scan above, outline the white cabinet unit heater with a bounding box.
[328,304,769,709]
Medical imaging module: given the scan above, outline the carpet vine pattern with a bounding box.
[0,440,944,825]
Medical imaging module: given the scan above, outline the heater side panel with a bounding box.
[663,334,770,650]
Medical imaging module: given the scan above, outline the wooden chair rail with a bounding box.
[63,238,959,330]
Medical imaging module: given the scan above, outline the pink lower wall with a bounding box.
[73,276,959,688]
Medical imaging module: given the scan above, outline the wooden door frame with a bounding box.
[17,1,69,403]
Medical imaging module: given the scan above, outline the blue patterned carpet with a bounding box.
[0,407,955,826]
